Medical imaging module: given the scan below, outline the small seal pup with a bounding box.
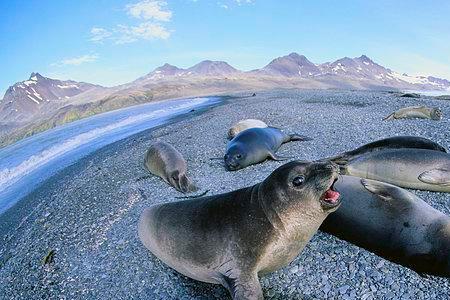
[320,175,450,277]
[334,148,450,192]
[138,160,341,299]
[383,106,442,121]
[329,136,446,165]
[225,127,312,171]
[144,141,198,193]
[228,119,268,140]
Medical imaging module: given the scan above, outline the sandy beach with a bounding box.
[1,89,449,299]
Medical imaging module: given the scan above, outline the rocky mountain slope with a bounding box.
[1,54,449,147]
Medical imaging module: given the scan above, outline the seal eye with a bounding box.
[292,176,305,187]
[236,154,242,159]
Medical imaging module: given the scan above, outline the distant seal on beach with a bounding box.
[225,127,312,171]
[227,119,268,140]
[383,106,442,121]
[144,141,198,193]
[334,148,450,192]
[320,175,450,277]
[329,136,447,165]
[138,160,341,299]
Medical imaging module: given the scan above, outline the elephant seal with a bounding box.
[383,106,442,121]
[225,127,312,171]
[139,160,341,299]
[329,136,446,165]
[228,119,268,140]
[320,175,450,277]
[335,148,450,192]
[144,141,198,193]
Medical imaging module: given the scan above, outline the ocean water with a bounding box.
[0,97,221,214]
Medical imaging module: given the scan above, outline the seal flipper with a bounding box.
[268,151,293,161]
[418,169,450,185]
[222,274,263,300]
[383,112,395,121]
[361,178,414,202]
[288,133,313,142]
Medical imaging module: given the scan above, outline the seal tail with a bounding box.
[289,133,313,142]
[383,112,395,121]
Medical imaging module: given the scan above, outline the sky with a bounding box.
[1,0,450,97]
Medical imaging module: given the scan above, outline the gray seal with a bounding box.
[228,119,268,140]
[329,136,447,165]
[225,127,312,171]
[320,175,450,277]
[144,141,198,193]
[334,148,450,192]
[383,106,442,121]
[138,160,340,299]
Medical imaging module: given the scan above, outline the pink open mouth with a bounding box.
[320,179,341,207]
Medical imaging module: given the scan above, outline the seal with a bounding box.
[334,148,450,192]
[144,141,198,193]
[329,136,447,165]
[225,127,312,171]
[320,175,450,277]
[383,106,442,121]
[138,160,341,299]
[228,119,268,140]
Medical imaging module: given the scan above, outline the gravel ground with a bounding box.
[0,89,449,299]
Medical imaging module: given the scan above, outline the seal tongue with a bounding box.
[324,189,340,203]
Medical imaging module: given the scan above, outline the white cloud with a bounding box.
[52,54,99,67]
[234,0,254,5]
[115,22,171,44]
[220,4,229,9]
[126,0,172,21]
[90,27,112,42]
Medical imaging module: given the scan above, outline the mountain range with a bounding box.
[1,52,449,146]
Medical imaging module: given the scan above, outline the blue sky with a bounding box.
[1,0,450,96]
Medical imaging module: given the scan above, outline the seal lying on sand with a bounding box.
[139,160,341,299]
[144,141,198,193]
[225,127,312,171]
[333,148,450,192]
[228,119,268,140]
[383,106,442,121]
[320,175,450,277]
[329,136,447,165]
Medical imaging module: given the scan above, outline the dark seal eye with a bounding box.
[236,154,242,159]
[292,175,305,187]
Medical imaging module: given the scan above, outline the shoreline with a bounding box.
[1,89,449,299]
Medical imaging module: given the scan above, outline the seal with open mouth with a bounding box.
[320,175,450,277]
[224,127,312,171]
[138,160,340,299]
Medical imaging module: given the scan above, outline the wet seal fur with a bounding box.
[138,160,341,299]
[225,127,312,171]
[329,136,447,165]
[383,106,442,121]
[320,175,450,277]
[334,148,450,192]
[144,141,198,193]
[228,119,268,140]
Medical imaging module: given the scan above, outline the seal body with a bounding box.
[225,127,311,171]
[384,106,442,121]
[329,136,447,165]
[144,141,197,193]
[337,148,450,192]
[139,160,340,299]
[320,175,450,277]
[228,119,268,140]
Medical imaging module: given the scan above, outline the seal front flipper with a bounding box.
[222,274,263,300]
[418,169,450,185]
[268,151,293,161]
[288,133,313,142]
[361,178,414,201]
